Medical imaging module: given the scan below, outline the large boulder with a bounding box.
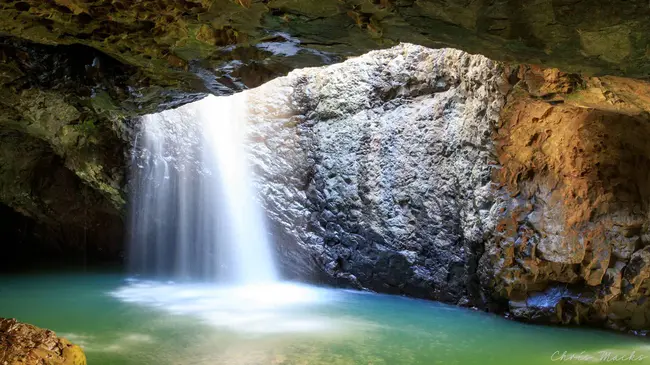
[244,44,506,303]
[0,318,86,365]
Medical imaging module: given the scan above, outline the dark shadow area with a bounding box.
[0,203,124,273]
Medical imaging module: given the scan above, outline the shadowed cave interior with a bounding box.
[1,2,650,364]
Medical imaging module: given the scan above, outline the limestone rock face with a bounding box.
[0,318,86,365]
[244,44,650,332]
[482,66,650,333]
[245,44,507,304]
[1,0,649,269]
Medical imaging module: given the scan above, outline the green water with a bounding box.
[0,272,648,365]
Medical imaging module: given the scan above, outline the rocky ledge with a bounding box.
[0,318,86,365]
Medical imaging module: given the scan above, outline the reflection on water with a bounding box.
[0,273,648,365]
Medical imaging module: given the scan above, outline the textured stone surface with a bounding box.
[0,318,86,365]
[244,44,506,305]
[241,45,650,332]
[0,0,649,267]
[0,38,148,263]
[481,66,650,332]
[0,131,123,265]
[0,36,202,262]
[1,0,649,88]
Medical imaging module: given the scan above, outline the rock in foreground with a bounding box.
[0,318,86,365]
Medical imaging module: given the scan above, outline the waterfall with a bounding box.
[127,94,278,284]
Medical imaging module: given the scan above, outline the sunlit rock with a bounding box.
[0,318,86,365]
[244,44,506,305]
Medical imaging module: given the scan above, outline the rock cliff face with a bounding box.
[0,38,137,265]
[246,45,505,305]
[0,318,86,365]
[0,0,650,271]
[483,67,650,332]
[0,0,649,335]
[242,44,650,333]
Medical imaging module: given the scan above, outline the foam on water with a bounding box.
[1,273,646,365]
[111,280,352,335]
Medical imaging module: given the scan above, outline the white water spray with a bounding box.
[128,94,278,284]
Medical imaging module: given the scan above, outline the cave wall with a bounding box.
[1,0,650,280]
[0,35,208,262]
[481,66,650,331]
[242,45,650,333]
[0,38,138,264]
[0,131,123,268]
[2,0,649,87]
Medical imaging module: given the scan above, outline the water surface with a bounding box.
[0,272,647,364]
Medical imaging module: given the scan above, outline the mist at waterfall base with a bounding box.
[125,93,323,333]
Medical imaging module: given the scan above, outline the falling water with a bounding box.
[127,94,278,284]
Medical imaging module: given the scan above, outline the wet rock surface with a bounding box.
[0,318,86,365]
[0,35,204,263]
[1,0,649,86]
[0,0,649,278]
[246,44,506,305]
[482,66,650,333]
[0,38,143,262]
[245,45,650,332]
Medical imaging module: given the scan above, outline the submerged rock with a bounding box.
[0,318,86,365]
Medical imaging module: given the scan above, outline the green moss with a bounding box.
[58,125,81,148]
[173,25,222,61]
[75,119,97,135]
[76,161,125,207]
[282,120,299,128]
[578,25,632,64]
[61,342,87,365]
[90,91,120,116]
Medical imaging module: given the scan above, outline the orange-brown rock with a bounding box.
[481,66,650,332]
[0,318,86,365]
